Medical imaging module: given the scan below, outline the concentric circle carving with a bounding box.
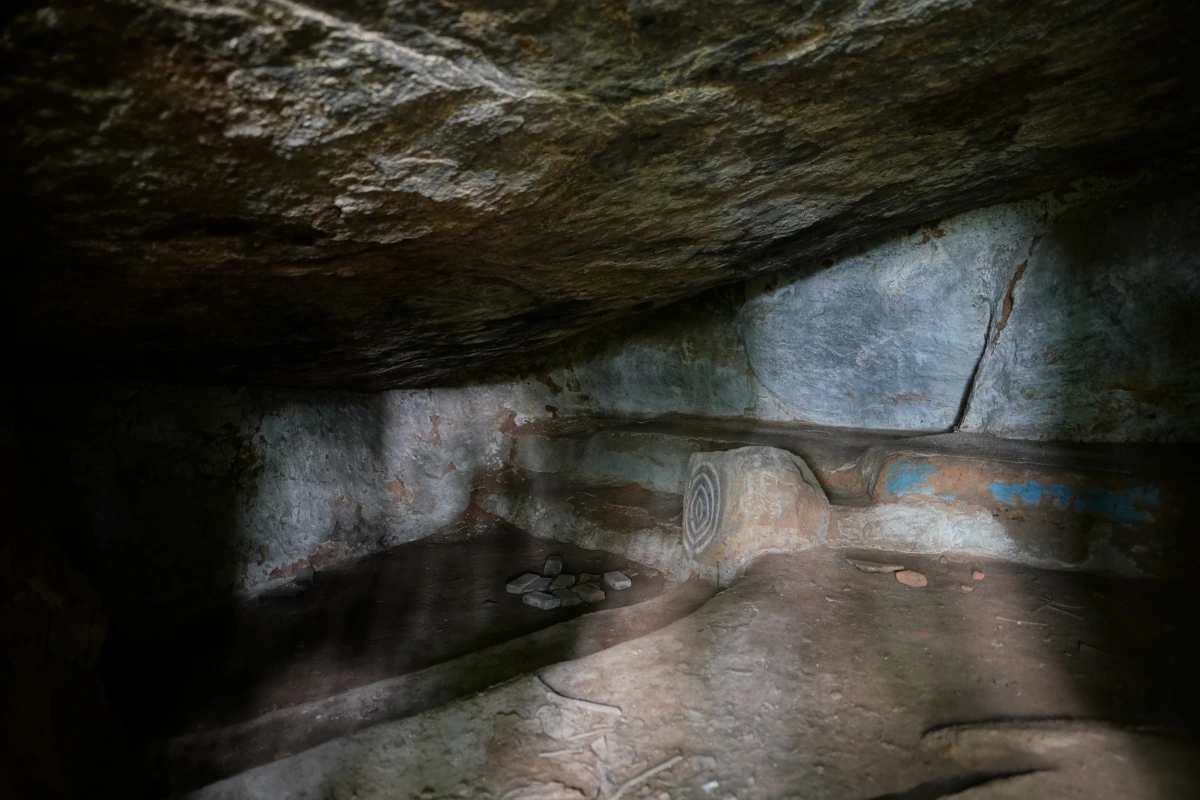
[684,463,722,557]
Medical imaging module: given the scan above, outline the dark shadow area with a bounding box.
[2,380,704,797]
[866,769,1044,800]
[0,391,133,799]
[121,520,665,734]
[2,383,266,798]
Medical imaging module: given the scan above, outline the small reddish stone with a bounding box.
[972,570,986,581]
[895,570,928,588]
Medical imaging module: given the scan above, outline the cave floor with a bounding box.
[101,521,717,792]
[187,547,1200,800]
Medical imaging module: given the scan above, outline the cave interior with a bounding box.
[3,1,1200,798]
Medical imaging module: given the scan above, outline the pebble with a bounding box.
[553,588,580,607]
[846,558,904,574]
[972,569,986,581]
[543,555,564,577]
[895,570,928,588]
[573,584,606,603]
[603,571,632,590]
[549,574,576,590]
[506,573,542,594]
[579,573,600,584]
[523,591,561,610]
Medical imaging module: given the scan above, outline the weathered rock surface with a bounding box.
[551,587,579,607]
[602,571,631,591]
[959,183,1200,441]
[531,170,1200,441]
[3,0,1198,388]
[684,447,830,580]
[572,584,604,604]
[506,573,542,594]
[522,590,560,610]
[9,380,550,624]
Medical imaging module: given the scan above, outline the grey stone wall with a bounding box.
[542,167,1200,442]
[16,382,556,623]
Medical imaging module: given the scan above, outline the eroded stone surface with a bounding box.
[524,576,553,594]
[602,571,632,591]
[182,550,1200,800]
[3,0,1198,387]
[573,584,605,604]
[551,588,580,607]
[522,591,560,610]
[549,574,575,590]
[530,170,1200,441]
[507,574,542,594]
[684,447,830,581]
[959,183,1200,441]
[10,380,552,624]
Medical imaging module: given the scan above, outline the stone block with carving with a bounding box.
[684,446,830,581]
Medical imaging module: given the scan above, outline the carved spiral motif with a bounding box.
[684,463,722,557]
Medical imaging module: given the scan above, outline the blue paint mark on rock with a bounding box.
[1043,484,1074,508]
[990,481,1046,506]
[989,480,1159,524]
[881,461,938,497]
[1075,486,1159,525]
[988,480,1075,509]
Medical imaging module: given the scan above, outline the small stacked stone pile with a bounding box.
[505,555,632,610]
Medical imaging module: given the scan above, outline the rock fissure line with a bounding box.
[952,298,994,433]
[953,234,1040,430]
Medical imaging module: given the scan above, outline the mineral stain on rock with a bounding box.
[988,481,1160,525]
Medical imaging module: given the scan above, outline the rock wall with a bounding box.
[537,166,1200,442]
[12,383,553,624]
[18,167,1199,620]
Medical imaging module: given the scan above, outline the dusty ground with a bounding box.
[106,522,670,737]
[102,522,713,794]
[185,547,1200,799]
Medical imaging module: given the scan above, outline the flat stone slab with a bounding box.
[552,588,581,607]
[506,573,543,594]
[895,570,928,588]
[543,555,564,577]
[573,584,606,603]
[549,574,576,590]
[525,576,553,593]
[603,571,632,590]
[522,591,561,610]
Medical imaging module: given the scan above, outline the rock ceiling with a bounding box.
[2,0,1198,389]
